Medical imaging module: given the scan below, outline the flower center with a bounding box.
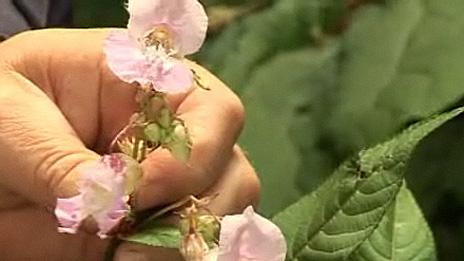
[141,26,178,73]
[143,26,174,50]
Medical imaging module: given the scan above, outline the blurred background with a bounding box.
[73,0,464,259]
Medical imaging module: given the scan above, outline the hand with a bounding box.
[0,29,259,260]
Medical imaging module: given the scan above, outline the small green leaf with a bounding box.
[348,184,437,261]
[273,107,463,261]
[124,222,182,249]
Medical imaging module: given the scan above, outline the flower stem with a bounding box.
[140,140,147,161]
[132,136,140,161]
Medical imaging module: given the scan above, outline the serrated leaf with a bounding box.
[124,222,182,249]
[273,107,462,261]
[329,0,464,153]
[240,45,338,216]
[348,185,436,261]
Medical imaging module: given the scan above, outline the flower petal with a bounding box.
[104,30,151,85]
[93,197,129,238]
[54,154,133,237]
[218,206,287,261]
[102,154,127,174]
[205,247,219,261]
[127,0,208,55]
[153,60,193,93]
[55,195,84,234]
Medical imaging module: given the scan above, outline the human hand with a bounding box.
[0,29,259,260]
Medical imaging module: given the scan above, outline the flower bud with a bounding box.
[101,153,142,195]
[158,108,172,128]
[166,124,191,163]
[173,123,188,141]
[150,95,165,113]
[180,232,210,261]
[120,154,142,195]
[144,123,162,143]
[197,215,220,247]
[180,214,221,248]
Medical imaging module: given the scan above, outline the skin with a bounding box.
[0,29,260,260]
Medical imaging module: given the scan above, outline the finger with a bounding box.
[0,29,192,153]
[0,206,107,260]
[0,29,138,151]
[114,146,260,261]
[0,29,247,211]
[0,69,99,206]
[201,145,260,215]
[114,243,183,261]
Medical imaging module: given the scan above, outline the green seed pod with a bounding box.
[158,108,172,129]
[144,123,162,143]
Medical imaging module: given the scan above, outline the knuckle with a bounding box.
[35,150,96,202]
[221,92,245,129]
[4,29,53,45]
[234,146,261,206]
[242,164,261,206]
[0,30,38,53]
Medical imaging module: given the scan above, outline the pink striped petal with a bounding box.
[218,206,287,261]
[93,198,130,238]
[153,61,194,93]
[127,0,208,55]
[55,154,136,238]
[105,30,194,93]
[104,30,151,85]
[55,195,84,234]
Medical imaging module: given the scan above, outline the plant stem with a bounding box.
[140,140,147,161]
[132,136,140,161]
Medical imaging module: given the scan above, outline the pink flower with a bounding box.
[216,206,287,261]
[104,0,208,93]
[54,154,141,238]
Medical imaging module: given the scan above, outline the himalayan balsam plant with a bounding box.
[54,0,287,260]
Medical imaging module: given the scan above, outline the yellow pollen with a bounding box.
[143,26,174,50]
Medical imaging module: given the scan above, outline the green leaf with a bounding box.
[240,45,339,216]
[124,222,182,249]
[273,107,463,261]
[272,185,326,258]
[202,0,347,93]
[348,185,437,261]
[329,0,464,153]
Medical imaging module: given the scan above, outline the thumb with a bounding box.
[115,243,183,261]
[0,69,99,207]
